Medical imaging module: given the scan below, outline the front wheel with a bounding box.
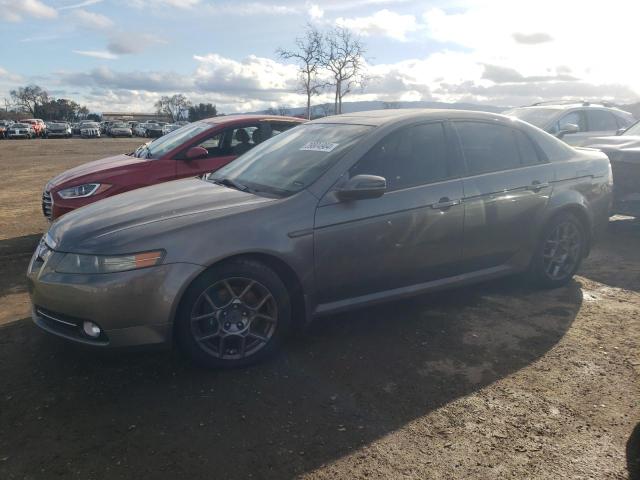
[176,260,292,368]
[528,212,587,288]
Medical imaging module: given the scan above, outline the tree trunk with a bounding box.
[307,94,311,120]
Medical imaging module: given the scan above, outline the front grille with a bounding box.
[42,190,52,219]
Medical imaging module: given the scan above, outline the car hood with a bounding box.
[580,135,640,149]
[47,153,147,188]
[47,178,275,253]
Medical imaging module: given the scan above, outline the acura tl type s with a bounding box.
[28,110,612,368]
[41,115,304,220]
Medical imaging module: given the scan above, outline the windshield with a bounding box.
[503,108,558,129]
[623,121,640,136]
[210,123,373,197]
[135,122,210,158]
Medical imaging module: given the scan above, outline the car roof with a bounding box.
[511,103,632,116]
[309,108,510,127]
[199,114,305,125]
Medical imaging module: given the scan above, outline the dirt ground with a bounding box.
[0,138,638,480]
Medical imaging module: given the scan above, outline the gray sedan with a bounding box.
[27,110,612,368]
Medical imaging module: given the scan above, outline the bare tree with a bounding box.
[322,27,366,115]
[154,94,192,122]
[277,25,325,120]
[10,85,49,116]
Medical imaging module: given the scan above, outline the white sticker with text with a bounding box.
[300,141,339,152]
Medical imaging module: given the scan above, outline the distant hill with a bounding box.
[253,100,507,117]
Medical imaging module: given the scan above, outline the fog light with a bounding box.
[83,321,101,338]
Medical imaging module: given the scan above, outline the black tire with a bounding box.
[528,212,587,288]
[176,259,292,368]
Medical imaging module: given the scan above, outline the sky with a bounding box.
[0,0,639,114]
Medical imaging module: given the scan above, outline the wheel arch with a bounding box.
[543,201,593,255]
[172,252,309,343]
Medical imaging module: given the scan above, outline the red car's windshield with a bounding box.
[134,122,212,158]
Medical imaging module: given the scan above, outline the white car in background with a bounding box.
[80,122,101,138]
[504,101,635,146]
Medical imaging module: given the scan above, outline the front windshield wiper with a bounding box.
[212,177,249,192]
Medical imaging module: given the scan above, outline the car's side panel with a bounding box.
[313,179,465,304]
[460,163,555,271]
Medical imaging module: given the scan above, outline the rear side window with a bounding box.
[514,129,541,166]
[586,110,618,131]
[350,122,450,191]
[453,122,521,175]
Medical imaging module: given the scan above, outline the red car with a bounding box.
[42,115,304,220]
[21,119,46,137]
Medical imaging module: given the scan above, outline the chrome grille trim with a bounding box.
[42,190,52,219]
[36,309,78,327]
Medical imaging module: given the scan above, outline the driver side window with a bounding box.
[193,132,225,158]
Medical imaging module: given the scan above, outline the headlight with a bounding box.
[55,250,165,274]
[57,183,110,199]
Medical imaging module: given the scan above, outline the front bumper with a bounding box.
[27,244,205,348]
[47,132,70,137]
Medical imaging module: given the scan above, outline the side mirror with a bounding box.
[556,123,579,139]
[616,127,626,136]
[337,174,387,201]
[185,146,208,160]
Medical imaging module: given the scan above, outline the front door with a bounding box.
[314,122,465,305]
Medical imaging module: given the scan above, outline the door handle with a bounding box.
[431,197,461,209]
[526,181,549,191]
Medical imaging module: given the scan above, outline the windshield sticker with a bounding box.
[300,141,339,152]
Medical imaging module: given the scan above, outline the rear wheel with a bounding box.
[176,260,292,368]
[529,212,586,288]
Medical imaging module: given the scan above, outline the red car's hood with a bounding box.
[47,153,148,188]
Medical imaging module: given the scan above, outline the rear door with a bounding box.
[314,122,466,305]
[452,121,554,271]
[585,109,620,138]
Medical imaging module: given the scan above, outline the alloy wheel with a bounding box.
[190,277,278,360]
[542,221,582,281]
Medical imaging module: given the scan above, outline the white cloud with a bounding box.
[127,0,200,9]
[0,0,57,22]
[422,0,640,96]
[0,67,22,83]
[308,3,324,19]
[73,50,118,60]
[107,34,166,55]
[69,8,113,29]
[57,0,103,10]
[335,9,419,41]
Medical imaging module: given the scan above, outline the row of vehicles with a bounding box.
[0,118,185,140]
[0,118,47,138]
[29,107,630,368]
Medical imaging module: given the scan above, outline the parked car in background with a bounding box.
[41,114,303,220]
[0,120,14,138]
[162,123,182,135]
[144,123,165,138]
[7,122,35,139]
[581,120,640,217]
[80,122,101,138]
[134,122,148,136]
[504,101,635,146]
[45,122,72,138]
[21,118,46,137]
[30,110,611,368]
[108,122,133,137]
